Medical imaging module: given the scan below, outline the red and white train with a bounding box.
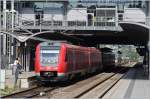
[35,41,115,81]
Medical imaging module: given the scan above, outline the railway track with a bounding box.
[75,68,128,99]
[1,67,129,98]
[1,86,57,98]
[77,73,124,99]
[50,67,129,99]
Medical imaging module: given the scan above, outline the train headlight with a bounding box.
[115,59,118,63]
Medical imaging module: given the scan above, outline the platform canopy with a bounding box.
[0,30,84,45]
[68,22,149,46]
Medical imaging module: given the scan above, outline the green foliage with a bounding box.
[128,51,139,61]
[120,46,139,62]
[0,85,16,96]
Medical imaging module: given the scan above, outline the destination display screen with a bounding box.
[40,46,60,50]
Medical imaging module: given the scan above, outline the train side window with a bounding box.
[65,50,68,62]
[73,49,76,64]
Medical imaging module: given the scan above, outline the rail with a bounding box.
[75,67,128,98]
[1,86,57,98]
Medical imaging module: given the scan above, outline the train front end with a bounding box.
[35,42,66,82]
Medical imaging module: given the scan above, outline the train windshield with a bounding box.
[40,50,59,66]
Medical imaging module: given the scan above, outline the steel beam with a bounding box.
[3,0,6,55]
[148,2,150,80]
[145,1,150,79]
[0,0,1,69]
[11,0,15,59]
[63,2,68,26]
[0,34,2,69]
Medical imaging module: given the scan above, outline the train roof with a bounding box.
[39,41,67,46]
[63,43,98,51]
[39,41,99,51]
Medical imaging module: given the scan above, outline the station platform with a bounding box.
[5,70,36,89]
[103,63,150,99]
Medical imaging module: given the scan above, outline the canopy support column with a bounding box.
[145,1,150,79]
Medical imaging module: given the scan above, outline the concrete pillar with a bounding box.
[0,1,2,68]
[21,48,23,70]
[3,0,7,30]
[145,1,150,26]
[11,0,14,30]
[26,47,30,72]
[1,1,6,89]
[0,0,1,28]
[23,47,26,71]
[115,5,118,27]
[0,34,2,68]
[21,47,26,71]
[63,2,68,26]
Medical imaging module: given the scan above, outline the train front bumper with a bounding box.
[36,73,67,82]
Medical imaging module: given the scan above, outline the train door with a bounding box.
[88,50,91,73]
[87,13,94,26]
[66,49,73,72]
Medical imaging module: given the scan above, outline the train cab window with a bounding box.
[40,49,59,66]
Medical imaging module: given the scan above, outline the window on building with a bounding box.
[22,2,33,8]
[126,1,144,8]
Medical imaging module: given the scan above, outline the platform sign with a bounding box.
[0,69,5,89]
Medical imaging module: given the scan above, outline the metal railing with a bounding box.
[18,19,116,27]
[4,13,117,30]
[0,11,119,31]
[2,13,149,31]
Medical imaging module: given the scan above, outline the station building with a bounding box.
[0,0,149,73]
